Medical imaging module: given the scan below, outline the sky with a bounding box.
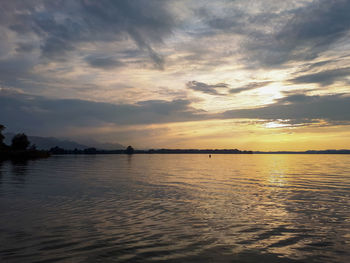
[1,0,350,150]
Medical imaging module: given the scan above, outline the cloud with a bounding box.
[0,90,208,136]
[2,88,350,139]
[277,0,350,45]
[0,57,37,88]
[255,0,350,66]
[15,42,36,53]
[2,0,350,71]
[1,0,350,144]
[229,81,271,94]
[222,93,350,123]
[290,67,350,86]
[85,56,124,69]
[186,81,229,95]
[198,0,350,67]
[2,0,175,67]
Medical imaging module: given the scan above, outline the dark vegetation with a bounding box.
[11,133,30,150]
[125,145,134,155]
[46,147,350,155]
[0,125,50,161]
[49,146,253,155]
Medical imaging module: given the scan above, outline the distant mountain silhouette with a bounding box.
[4,133,124,151]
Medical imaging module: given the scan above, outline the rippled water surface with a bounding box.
[1,154,350,262]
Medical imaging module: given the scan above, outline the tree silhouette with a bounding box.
[11,133,30,150]
[0,124,5,146]
[49,146,66,154]
[125,145,134,155]
[29,144,37,151]
[84,147,97,154]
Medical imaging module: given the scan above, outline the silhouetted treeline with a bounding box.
[50,147,350,155]
[49,146,253,155]
[49,146,124,154]
[146,149,253,154]
[0,124,50,161]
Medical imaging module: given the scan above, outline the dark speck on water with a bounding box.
[1,154,350,262]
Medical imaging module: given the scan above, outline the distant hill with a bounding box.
[4,133,124,150]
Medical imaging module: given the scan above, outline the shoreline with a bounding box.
[0,150,50,161]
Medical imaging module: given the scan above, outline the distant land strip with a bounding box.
[49,147,253,155]
[254,150,350,154]
[49,147,350,155]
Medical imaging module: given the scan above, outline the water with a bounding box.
[1,154,350,263]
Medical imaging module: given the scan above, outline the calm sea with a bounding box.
[1,154,350,263]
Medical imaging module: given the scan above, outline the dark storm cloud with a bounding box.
[186,80,271,96]
[201,8,246,35]
[290,68,350,86]
[0,91,207,134]
[85,56,124,69]
[222,93,350,123]
[200,0,350,67]
[2,0,350,70]
[186,81,229,95]
[229,81,271,94]
[300,60,336,71]
[277,0,350,45]
[0,57,35,88]
[256,0,350,66]
[15,42,36,53]
[2,0,174,67]
[2,89,350,136]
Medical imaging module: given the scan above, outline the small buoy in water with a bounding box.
[209,154,211,158]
